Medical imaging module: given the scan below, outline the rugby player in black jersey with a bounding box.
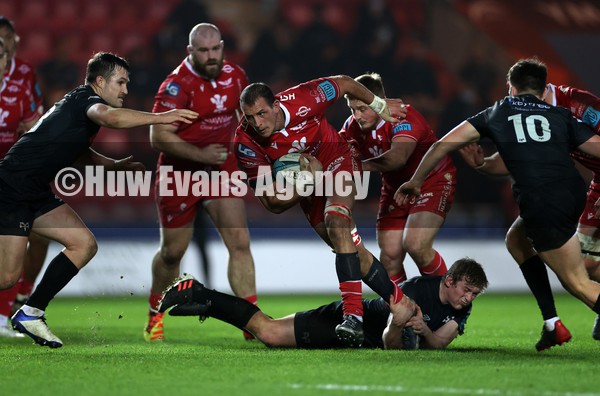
[397,58,600,347]
[157,258,487,350]
[2,52,198,348]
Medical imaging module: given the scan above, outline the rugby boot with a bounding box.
[535,319,571,351]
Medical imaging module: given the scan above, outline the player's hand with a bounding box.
[199,143,229,165]
[405,305,431,336]
[394,180,421,205]
[380,98,407,123]
[112,155,146,172]
[458,142,485,169]
[160,109,199,125]
[389,294,416,327]
[299,153,323,176]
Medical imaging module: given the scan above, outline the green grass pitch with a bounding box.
[1,293,598,396]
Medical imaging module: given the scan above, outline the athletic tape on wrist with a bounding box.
[369,95,387,115]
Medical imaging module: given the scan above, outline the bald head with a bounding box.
[189,23,221,46]
[187,23,225,79]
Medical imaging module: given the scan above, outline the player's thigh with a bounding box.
[205,198,251,248]
[32,204,96,252]
[403,211,445,249]
[538,236,590,287]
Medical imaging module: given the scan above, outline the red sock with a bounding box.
[0,284,20,317]
[243,295,258,305]
[148,290,163,312]
[390,270,407,286]
[339,280,363,317]
[18,278,35,296]
[419,251,447,276]
[392,283,405,304]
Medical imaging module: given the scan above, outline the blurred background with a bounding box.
[1,0,599,293]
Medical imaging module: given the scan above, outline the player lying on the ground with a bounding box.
[158,258,488,349]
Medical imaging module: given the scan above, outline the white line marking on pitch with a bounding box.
[288,383,600,396]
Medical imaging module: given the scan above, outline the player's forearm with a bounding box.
[97,108,168,129]
[419,329,454,349]
[362,153,405,173]
[257,194,301,214]
[75,148,116,167]
[474,154,510,176]
[411,142,449,183]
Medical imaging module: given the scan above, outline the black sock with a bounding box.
[27,252,79,311]
[594,294,600,314]
[201,288,260,330]
[362,256,394,300]
[335,252,362,282]
[519,255,557,320]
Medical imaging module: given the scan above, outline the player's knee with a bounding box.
[158,245,186,266]
[0,271,19,290]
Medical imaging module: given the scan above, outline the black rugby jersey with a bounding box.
[400,275,471,335]
[0,85,106,198]
[468,94,594,193]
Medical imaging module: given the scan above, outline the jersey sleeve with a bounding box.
[234,132,271,188]
[390,109,428,142]
[559,85,600,134]
[153,75,189,113]
[570,116,596,147]
[467,106,494,137]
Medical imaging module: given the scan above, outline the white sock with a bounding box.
[0,314,8,326]
[544,317,559,331]
[22,305,44,318]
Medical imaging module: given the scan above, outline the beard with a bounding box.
[194,55,224,79]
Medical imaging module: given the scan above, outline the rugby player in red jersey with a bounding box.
[146,23,258,342]
[0,16,49,329]
[234,76,415,347]
[340,73,456,286]
[0,36,39,338]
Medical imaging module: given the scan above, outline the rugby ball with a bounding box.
[272,153,313,187]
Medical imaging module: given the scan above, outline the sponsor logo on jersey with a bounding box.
[218,78,233,88]
[280,93,295,101]
[393,123,412,133]
[7,85,19,92]
[222,64,234,74]
[17,64,31,74]
[166,82,180,96]
[582,106,600,128]
[160,101,176,109]
[270,142,278,149]
[588,212,595,220]
[238,143,256,158]
[290,137,307,152]
[19,221,30,232]
[210,94,228,113]
[0,110,9,127]
[318,81,336,101]
[289,120,307,132]
[368,145,383,157]
[11,78,24,86]
[296,106,310,117]
[2,96,16,104]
